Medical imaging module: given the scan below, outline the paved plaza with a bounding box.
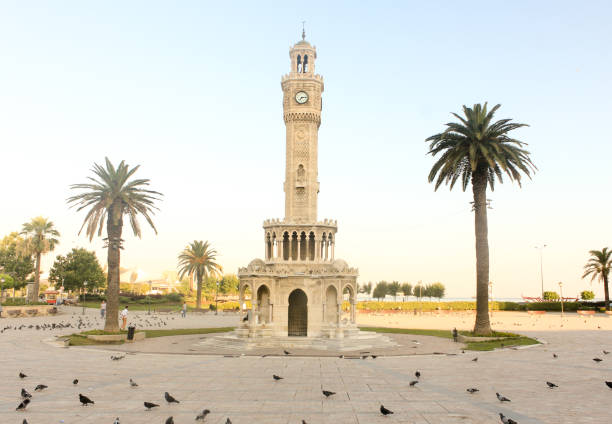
[0,307,611,423]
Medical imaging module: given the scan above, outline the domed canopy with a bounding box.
[248,258,265,269]
[332,259,349,272]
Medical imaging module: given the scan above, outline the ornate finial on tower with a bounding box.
[301,21,306,40]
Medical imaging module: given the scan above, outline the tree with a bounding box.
[49,248,106,293]
[67,158,162,331]
[542,291,559,301]
[0,232,35,293]
[401,283,412,301]
[0,273,14,299]
[219,274,239,295]
[426,103,536,335]
[373,281,388,300]
[359,282,372,295]
[428,282,446,301]
[582,247,612,310]
[388,281,401,301]
[20,217,60,302]
[177,240,222,309]
[580,290,595,301]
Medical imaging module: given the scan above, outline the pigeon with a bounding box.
[242,315,248,322]
[604,350,610,355]
[593,358,603,362]
[371,355,378,359]
[165,392,180,403]
[144,401,159,410]
[111,355,125,361]
[466,388,479,394]
[546,381,558,388]
[113,418,120,424]
[225,419,232,424]
[415,371,421,379]
[496,392,511,402]
[16,398,30,411]
[499,413,518,424]
[553,353,558,358]
[79,393,94,405]
[23,419,29,424]
[165,417,174,424]
[605,381,612,389]
[284,350,290,355]
[34,384,48,391]
[19,372,27,379]
[273,374,283,380]
[409,380,418,387]
[73,379,79,385]
[380,404,394,415]
[130,378,138,387]
[21,388,32,398]
[196,409,211,420]
[322,390,336,397]
[472,357,478,362]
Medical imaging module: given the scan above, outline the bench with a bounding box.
[156,308,175,314]
[577,310,595,316]
[7,310,21,317]
[49,307,58,315]
[25,309,38,316]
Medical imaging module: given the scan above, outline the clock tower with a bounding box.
[232,31,394,349]
[281,34,324,222]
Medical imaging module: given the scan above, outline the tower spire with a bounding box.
[301,21,306,40]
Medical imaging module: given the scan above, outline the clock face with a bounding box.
[295,91,308,104]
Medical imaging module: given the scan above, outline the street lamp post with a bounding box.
[82,281,88,315]
[147,280,152,315]
[559,281,564,318]
[535,244,547,299]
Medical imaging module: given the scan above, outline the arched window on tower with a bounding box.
[297,164,305,185]
[303,55,309,73]
[296,55,302,73]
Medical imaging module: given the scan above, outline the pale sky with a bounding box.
[1,1,611,299]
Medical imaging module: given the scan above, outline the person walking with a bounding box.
[100,300,106,319]
[120,305,128,330]
[181,302,187,318]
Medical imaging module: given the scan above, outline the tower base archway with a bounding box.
[288,289,308,336]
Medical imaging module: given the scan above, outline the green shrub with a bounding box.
[165,293,183,302]
[119,296,132,304]
[2,298,47,306]
[356,301,524,312]
[543,291,560,301]
[525,302,580,311]
[581,290,595,300]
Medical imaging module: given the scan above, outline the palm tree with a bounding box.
[21,217,60,302]
[177,240,222,310]
[582,247,612,311]
[67,158,162,331]
[425,103,536,335]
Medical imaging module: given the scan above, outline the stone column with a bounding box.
[351,300,356,323]
[331,241,335,261]
[251,300,258,327]
[280,239,285,261]
[269,303,273,323]
[336,302,341,326]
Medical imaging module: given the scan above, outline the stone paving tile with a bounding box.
[2,308,612,423]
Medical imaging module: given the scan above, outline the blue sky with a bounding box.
[1,1,611,298]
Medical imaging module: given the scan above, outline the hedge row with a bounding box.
[356,301,592,312]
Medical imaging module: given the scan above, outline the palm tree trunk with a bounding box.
[472,170,492,335]
[30,252,41,302]
[104,206,122,332]
[196,272,202,310]
[604,274,610,311]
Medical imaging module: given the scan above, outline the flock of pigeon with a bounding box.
[16,365,227,424]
